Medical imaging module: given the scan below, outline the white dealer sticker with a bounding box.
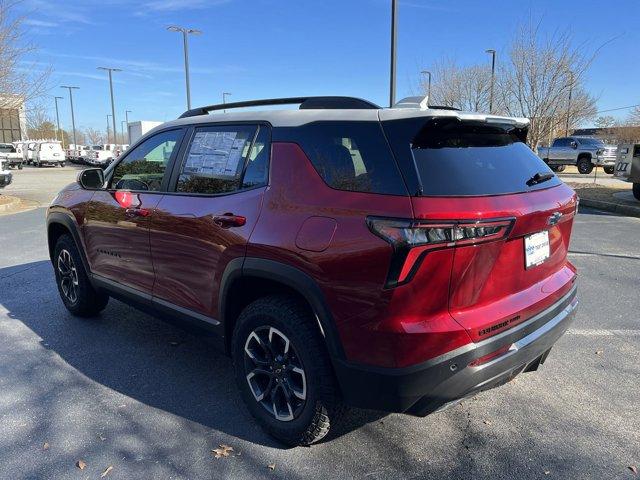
[524,231,550,269]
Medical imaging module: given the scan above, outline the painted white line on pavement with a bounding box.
[567,329,640,336]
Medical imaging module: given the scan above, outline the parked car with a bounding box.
[33,141,65,167]
[537,136,615,174]
[46,96,579,446]
[613,143,640,200]
[66,145,84,164]
[0,143,23,169]
[84,144,128,168]
[0,156,12,188]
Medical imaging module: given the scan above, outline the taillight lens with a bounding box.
[367,216,514,288]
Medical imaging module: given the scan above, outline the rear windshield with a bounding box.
[0,144,15,153]
[383,117,562,196]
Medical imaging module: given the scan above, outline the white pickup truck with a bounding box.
[0,143,24,169]
[85,144,129,167]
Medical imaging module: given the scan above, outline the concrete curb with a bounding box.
[0,195,21,213]
[579,197,640,218]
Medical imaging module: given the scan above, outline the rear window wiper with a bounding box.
[526,172,555,186]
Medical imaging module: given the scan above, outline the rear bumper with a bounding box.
[333,284,578,415]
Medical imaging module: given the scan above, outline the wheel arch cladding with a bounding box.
[220,257,346,362]
[46,213,92,277]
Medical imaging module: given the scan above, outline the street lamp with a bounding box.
[389,0,398,107]
[222,92,231,113]
[53,96,64,147]
[97,67,122,147]
[60,86,79,148]
[106,114,112,143]
[121,120,127,144]
[565,71,574,136]
[485,49,496,113]
[167,25,202,110]
[125,110,132,144]
[421,70,431,106]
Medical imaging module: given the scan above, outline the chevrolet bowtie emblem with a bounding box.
[547,212,563,226]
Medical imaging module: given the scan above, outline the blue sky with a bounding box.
[18,0,640,133]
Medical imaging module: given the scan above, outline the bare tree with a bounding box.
[627,105,640,126]
[595,116,616,129]
[0,0,50,109]
[420,18,598,147]
[84,127,105,145]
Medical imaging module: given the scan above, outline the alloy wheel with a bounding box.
[244,326,307,422]
[57,249,79,304]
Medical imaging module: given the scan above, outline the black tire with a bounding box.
[633,183,640,201]
[603,166,614,175]
[550,165,566,172]
[576,157,593,175]
[53,234,109,317]
[232,295,346,446]
[60,162,66,167]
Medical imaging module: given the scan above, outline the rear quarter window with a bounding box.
[383,117,562,196]
[276,121,408,196]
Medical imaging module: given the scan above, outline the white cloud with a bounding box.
[141,0,231,12]
[23,19,60,28]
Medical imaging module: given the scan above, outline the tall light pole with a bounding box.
[565,71,574,136]
[421,70,431,106]
[389,0,398,107]
[121,120,127,144]
[167,25,202,110]
[60,86,79,148]
[125,110,132,144]
[97,67,121,147]
[486,49,496,113]
[106,114,112,143]
[222,92,231,113]
[53,96,64,147]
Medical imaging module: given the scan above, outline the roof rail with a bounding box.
[178,96,381,118]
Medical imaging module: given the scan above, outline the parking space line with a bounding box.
[567,329,640,336]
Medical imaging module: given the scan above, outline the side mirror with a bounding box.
[78,168,105,190]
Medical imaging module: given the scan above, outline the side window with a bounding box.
[242,126,270,189]
[291,122,407,195]
[176,125,257,195]
[553,138,568,147]
[110,130,182,191]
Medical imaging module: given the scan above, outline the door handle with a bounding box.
[212,213,246,228]
[125,207,151,217]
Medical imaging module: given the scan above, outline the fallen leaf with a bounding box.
[268,464,276,471]
[43,442,49,450]
[544,471,551,475]
[629,465,638,475]
[101,465,114,477]
[76,460,87,470]
[483,420,492,426]
[595,350,604,356]
[97,434,106,441]
[212,445,234,458]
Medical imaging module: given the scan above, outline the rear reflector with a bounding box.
[468,343,512,367]
[367,216,514,288]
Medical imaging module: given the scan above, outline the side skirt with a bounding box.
[91,274,225,351]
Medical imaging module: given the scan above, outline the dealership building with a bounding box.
[0,95,26,143]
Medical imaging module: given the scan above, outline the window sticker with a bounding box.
[185,131,245,177]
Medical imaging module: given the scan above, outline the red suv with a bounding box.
[47,96,578,446]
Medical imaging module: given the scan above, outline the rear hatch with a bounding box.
[381,113,578,342]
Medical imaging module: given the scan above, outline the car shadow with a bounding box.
[0,260,386,450]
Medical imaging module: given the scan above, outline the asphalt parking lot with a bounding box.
[0,167,638,479]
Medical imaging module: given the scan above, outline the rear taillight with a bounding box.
[367,216,515,288]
